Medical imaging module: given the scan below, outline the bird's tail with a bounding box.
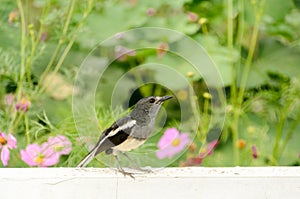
[77,146,98,168]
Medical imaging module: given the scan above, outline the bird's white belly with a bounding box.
[112,137,146,152]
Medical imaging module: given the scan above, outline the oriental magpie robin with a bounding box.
[77,95,172,177]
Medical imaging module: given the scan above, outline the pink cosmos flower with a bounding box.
[0,132,17,166]
[47,135,72,155]
[115,45,136,61]
[156,128,190,159]
[252,145,258,159]
[21,143,59,167]
[15,97,31,112]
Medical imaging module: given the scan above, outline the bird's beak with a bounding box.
[156,95,173,104]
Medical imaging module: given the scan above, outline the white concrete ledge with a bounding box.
[0,167,299,199]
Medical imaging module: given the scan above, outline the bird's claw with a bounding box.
[117,168,135,179]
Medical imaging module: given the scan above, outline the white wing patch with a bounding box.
[93,119,136,150]
[107,119,136,137]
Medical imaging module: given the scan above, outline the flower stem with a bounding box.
[232,0,244,165]
[16,0,26,100]
[272,103,291,164]
[9,0,27,134]
[231,0,265,165]
[236,0,265,106]
[25,115,30,144]
[37,0,76,93]
[227,0,240,165]
[227,0,236,100]
[278,112,300,159]
[26,2,49,90]
[37,0,95,95]
[10,112,24,133]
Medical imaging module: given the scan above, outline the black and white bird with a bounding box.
[77,95,172,177]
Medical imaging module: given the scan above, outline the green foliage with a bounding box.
[0,0,300,168]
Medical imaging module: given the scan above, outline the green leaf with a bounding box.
[246,45,300,88]
[194,35,239,86]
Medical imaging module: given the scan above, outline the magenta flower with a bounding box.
[0,132,17,166]
[252,145,258,159]
[199,139,218,158]
[156,128,190,159]
[115,45,136,61]
[21,143,59,167]
[15,97,31,112]
[47,135,72,155]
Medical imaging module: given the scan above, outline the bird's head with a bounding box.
[131,95,173,120]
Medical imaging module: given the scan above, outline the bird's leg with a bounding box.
[121,152,153,173]
[113,152,135,179]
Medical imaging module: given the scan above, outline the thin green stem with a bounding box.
[25,114,30,144]
[272,103,293,164]
[236,0,265,106]
[26,0,50,89]
[189,84,200,123]
[227,0,240,165]
[227,0,236,101]
[278,112,300,159]
[62,0,76,36]
[24,0,32,88]
[272,117,286,164]
[38,0,76,91]
[10,112,24,133]
[231,112,239,164]
[231,0,265,165]
[25,25,35,88]
[236,0,244,90]
[8,111,18,133]
[16,0,27,99]
[9,0,27,134]
[35,1,50,45]
[37,0,94,95]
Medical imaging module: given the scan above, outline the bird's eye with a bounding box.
[149,98,155,103]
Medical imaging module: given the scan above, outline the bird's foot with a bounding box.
[120,152,153,173]
[117,168,135,179]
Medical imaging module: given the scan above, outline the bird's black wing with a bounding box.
[77,116,136,167]
[94,116,136,156]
